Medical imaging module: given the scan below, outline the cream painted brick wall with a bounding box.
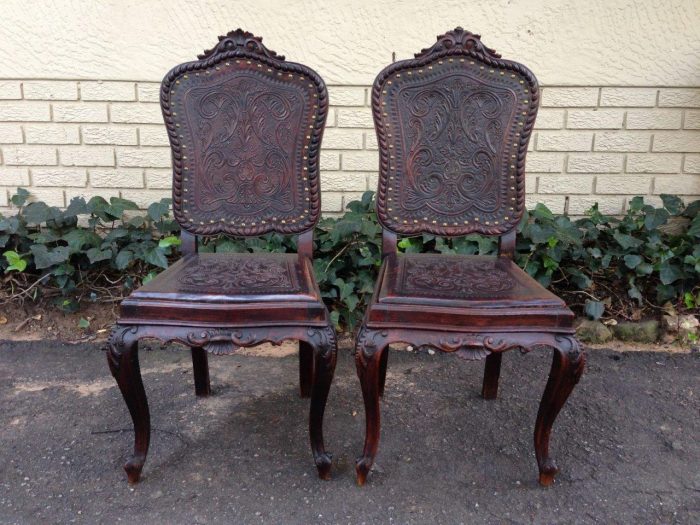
[110,103,162,123]
[653,175,700,195]
[0,167,29,185]
[594,132,651,152]
[53,103,107,123]
[658,89,700,108]
[537,132,593,152]
[684,110,700,130]
[567,109,624,129]
[568,154,623,173]
[81,81,136,101]
[83,125,137,145]
[116,147,170,168]
[23,81,78,100]
[600,88,657,107]
[596,175,653,194]
[533,109,565,129]
[652,132,700,152]
[60,146,114,166]
[3,145,57,165]
[684,155,700,173]
[0,124,23,143]
[0,81,699,217]
[25,124,80,144]
[138,126,169,146]
[541,88,598,107]
[0,81,21,99]
[32,168,87,187]
[90,168,144,188]
[0,101,50,121]
[626,109,682,129]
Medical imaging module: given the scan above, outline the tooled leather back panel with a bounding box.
[161,29,328,236]
[372,27,539,236]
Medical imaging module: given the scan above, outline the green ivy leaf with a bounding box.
[329,310,340,329]
[659,262,682,285]
[3,250,27,273]
[158,235,181,248]
[584,299,605,320]
[628,285,643,303]
[86,247,113,264]
[106,197,139,219]
[144,247,169,269]
[656,284,678,304]
[613,231,644,249]
[688,215,700,237]
[643,208,669,230]
[142,270,158,285]
[23,202,56,224]
[114,249,134,270]
[148,200,171,222]
[660,194,683,215]
[63,229,101,253]
[635,262,653,275]
[78,317,90,329]
[64,197,88,217]
[623,254,642,269]
[532,203,554,221]
[30,245,70,269]
[10,188,30,207]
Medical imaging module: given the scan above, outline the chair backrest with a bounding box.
[372,27,539,241]
[161,29,328,239]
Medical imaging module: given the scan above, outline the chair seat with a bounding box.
[366,254,574,331]
[119,253,327,326]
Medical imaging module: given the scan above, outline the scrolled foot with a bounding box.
[314,452,332,480]
[537,457,558,486]
[124,454,146,484]
[355,456,372,486]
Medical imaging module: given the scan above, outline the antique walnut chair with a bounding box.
[106,30,336,483]
[354,28,586,486]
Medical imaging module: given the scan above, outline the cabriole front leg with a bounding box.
[306,327,337,480]
[534,336,586,486]
[107,325,150,483]
[354,326,389,486]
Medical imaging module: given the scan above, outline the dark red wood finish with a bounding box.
[355,28,586,487]
[106,29,336,484]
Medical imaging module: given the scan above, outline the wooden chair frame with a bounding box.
[354,28,586,487]
[107,29,336,483]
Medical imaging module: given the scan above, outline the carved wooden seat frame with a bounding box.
[106,30,336,483]
[355,28,586,486]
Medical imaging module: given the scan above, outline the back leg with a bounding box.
[378,345,389,397]
[299,340,315,398]
[481,352,502,400]
[191,346,211,397]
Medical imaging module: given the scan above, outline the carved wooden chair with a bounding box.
[355,28,586,486]
[106,30,336,483]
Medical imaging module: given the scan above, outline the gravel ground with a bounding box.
[0,340,698,524]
